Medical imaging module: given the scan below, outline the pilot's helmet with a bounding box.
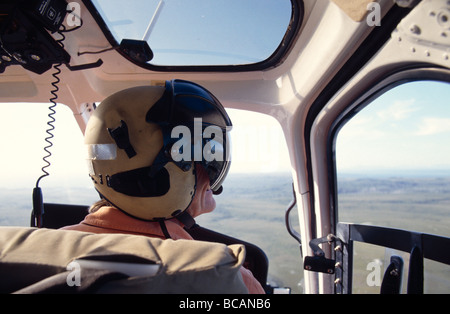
[85,79,232,221]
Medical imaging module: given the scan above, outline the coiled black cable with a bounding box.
[35,61,61,187]
[32,26,66,228]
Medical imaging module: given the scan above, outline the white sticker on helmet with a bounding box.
[86,144,117,160]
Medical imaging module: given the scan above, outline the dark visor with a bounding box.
[146,80,232,193]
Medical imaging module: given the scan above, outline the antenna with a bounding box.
[118,0,162,64]
[142,0,164,42]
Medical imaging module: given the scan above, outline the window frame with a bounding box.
[327,68,450,294]
[82,0,304,72]
[328,67,450,228]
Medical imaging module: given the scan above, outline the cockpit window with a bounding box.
[336,80,450,236]
[335,80,450,293]
[90,0,298,68]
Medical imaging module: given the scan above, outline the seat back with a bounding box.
[38,202,270,290]
[39,203,89,229]
[0,226,248,294]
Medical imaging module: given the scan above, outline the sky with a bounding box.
[336,80,450,176]
[0,103,291,189]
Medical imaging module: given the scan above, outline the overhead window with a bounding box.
[90,0,297,68]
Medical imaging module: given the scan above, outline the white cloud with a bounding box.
[416,117,450,135]
[376,99,417,121]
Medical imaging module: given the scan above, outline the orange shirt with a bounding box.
[62,206,265,294]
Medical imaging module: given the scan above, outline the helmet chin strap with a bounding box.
[176,210,196,229]
[157,219,172,239]
[158,211,196,240]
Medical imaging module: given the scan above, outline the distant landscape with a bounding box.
[338,175,450,236]
[337,175,450,293]
[0,172,449,294]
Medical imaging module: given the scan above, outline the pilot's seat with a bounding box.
[0,225,249,294]
[0,202,270,294]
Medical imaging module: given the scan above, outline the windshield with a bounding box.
[91,0,295,67]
